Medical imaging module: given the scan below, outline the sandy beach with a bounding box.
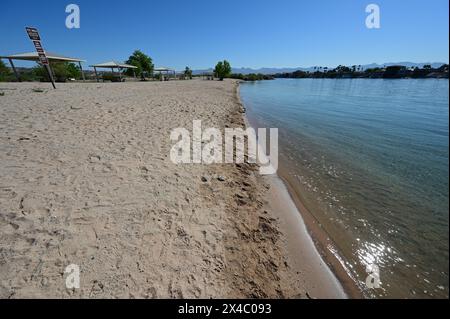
[0,79,346,298]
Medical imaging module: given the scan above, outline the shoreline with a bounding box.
[275,170,363,298]
[235,81,363,298]
[262,175,347,298]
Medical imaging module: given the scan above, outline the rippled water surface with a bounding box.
[240,79,449,298]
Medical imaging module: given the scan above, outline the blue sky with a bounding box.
[1,0,448,70]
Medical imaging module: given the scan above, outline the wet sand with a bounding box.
[262,175,347,298]
[0,79,345,298]
[275,168,363,298]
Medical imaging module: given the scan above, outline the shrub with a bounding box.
[102,73,122,82]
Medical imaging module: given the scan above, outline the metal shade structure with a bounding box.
[89,61,138,82]
[154,67,176,80]
[0,51,86,81]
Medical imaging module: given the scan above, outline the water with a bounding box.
[240,79,449,298]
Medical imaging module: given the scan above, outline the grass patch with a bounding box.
[0,92,4,96]
[32,88,45,93]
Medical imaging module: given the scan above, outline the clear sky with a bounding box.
[1,0,448,70]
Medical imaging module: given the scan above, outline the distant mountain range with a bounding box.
[193,62,447,75]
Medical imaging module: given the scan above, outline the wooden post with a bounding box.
[46,61,56,89]
[94,66,99,82]
[8,58,21,82]
[78,61,85,81]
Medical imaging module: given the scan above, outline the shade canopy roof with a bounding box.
[154,67,175,72]
[90,61,137,69]
[0,51,85,62]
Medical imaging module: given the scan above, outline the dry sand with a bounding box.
[0,79,346,298]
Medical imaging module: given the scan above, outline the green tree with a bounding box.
[32,64,50,81]
[125,50,154,78]
[365,67,382,73]
[214,60,231,80]
[184,66,192,79]
[335,65,351,73]
[31,62,81,82]
[0,59,11,81]
[66,62,81,79]
[214,61,223,79]
[51,63,69,82]
[383,65,403,79]
[0,60,8,74]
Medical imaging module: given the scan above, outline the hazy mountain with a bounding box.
[193,62,447,75]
